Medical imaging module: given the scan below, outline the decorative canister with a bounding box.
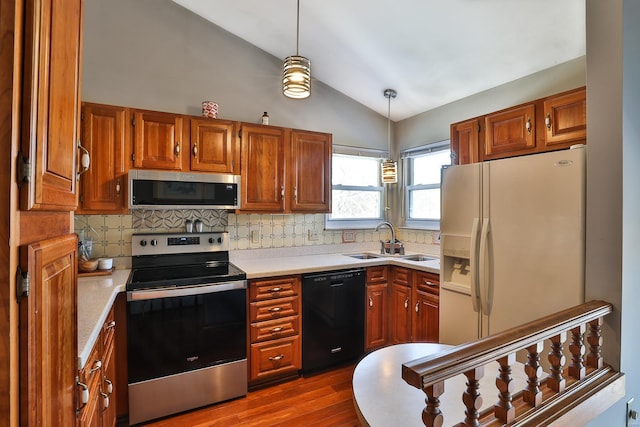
[202,101,218,119]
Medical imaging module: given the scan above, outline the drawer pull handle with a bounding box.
[424,280,437,287]
[269,354,285,361]
[271,327,284,333]
[404,297,409,309]
[269,287,283,293]
[415,302,420,313]
[269,307,283,313]
[104,320,116,330]
[77,381,89,404]
[89,360,102,374]
[369,296,373,308]
[104,378,113,394]
[100,392,110,409]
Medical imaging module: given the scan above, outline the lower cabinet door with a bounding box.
[250,335,301,382]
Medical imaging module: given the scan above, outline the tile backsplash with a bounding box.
[74,209,438,267]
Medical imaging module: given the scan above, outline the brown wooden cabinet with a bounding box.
[131,110,185,170]
[77,304,117,427]
[388,267,412,345]
[413,271,440,343]
[483,104,536,161]
[240,125,332,213]
[287,130,332,212]
[450,118,480,165]
[189,118,239,173]
[19,234,78,426]
[20,0,83,211]
[248,276,302,385]
[542,87,587,149]
[365,266,388,351]
[240,124,286,212]
[451,87,586,164]
[387,267,440,345]
[77,103,128,214]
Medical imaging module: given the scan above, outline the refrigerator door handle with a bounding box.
[469,217,481,313]
[479,218,492,316]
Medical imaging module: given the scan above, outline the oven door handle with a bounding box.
[127,280,247,301]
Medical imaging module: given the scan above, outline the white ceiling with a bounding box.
[171,0,585,121]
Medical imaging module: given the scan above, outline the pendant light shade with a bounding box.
[283,0,311,99]
[381,89,398,184]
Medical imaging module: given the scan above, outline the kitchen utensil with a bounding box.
[194,219,203,232]
[185,220,193,233]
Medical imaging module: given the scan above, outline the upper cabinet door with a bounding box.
[20,0,83,211]
[132,110,184,170]
[483,104,536,161]
[189,118,238,174]
[543,87,587,148]
[240,125,285,212]
[77,103,128,214]
[19,234,78,426]
[288,130,332,213]
[450,118,480,165]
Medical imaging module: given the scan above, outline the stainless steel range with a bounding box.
[126,232,247,425]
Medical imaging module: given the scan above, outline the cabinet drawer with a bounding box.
[366,266,388,284]
[250,315,300,342]
[250,335,301,381]
[415,271,440,295]
[250,276,299,301]
[391,267,411,287]
[250,296,299,322]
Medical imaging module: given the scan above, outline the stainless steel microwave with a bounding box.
[128,170,241,210]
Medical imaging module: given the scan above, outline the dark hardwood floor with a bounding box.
[142,364,362,427]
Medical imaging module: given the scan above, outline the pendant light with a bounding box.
[381,89,398,184]
[282,0,311,99]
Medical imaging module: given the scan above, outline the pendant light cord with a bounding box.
[387,93,391,157]
[296,0,300,55]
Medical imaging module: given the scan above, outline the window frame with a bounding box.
[402,140,451,230]
[325,148,387,230]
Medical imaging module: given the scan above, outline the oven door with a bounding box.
[126,281,247,384]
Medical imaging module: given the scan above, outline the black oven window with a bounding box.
[127,288,247,384]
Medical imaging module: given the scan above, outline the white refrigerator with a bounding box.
[439,146,586,345]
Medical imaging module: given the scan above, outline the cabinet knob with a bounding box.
[115,180,121,195]
[193,144,198,157]
[404,297,409,309]
[280,186,285,198]
[545,113,552,130]
[175,142,181,157]
[526,117,532,135]
[369,296,373,308]
[415,302,420,313]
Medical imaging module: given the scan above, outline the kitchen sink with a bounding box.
[400,254,437,262]
[344,253,382,259]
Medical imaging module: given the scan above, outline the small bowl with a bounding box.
[79,258,99,272]
[98,258,113,270]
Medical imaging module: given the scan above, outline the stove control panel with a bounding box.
[132,232,229,256]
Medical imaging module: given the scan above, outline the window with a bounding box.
[326,151,385,229]
[403,142,451,229]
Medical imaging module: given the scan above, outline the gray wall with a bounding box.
[82,0,388,150]
[395,57,586,152]
[585,0,640,425]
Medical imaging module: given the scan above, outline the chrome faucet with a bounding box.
[375,221,399,255]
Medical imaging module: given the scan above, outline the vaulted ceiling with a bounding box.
[171,0,585,121]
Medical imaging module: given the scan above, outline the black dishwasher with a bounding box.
[302,268,365,373]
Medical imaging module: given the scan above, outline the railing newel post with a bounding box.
[422,381,445,427]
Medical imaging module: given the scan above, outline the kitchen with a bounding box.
[5,0,640,427]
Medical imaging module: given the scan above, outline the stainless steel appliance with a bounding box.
[301,268,366,373]
[126,232,247,425]
[128,169,241,210]
[439,146,586,345]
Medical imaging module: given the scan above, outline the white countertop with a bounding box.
[76,247,439,369]
[77,269,129,369]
